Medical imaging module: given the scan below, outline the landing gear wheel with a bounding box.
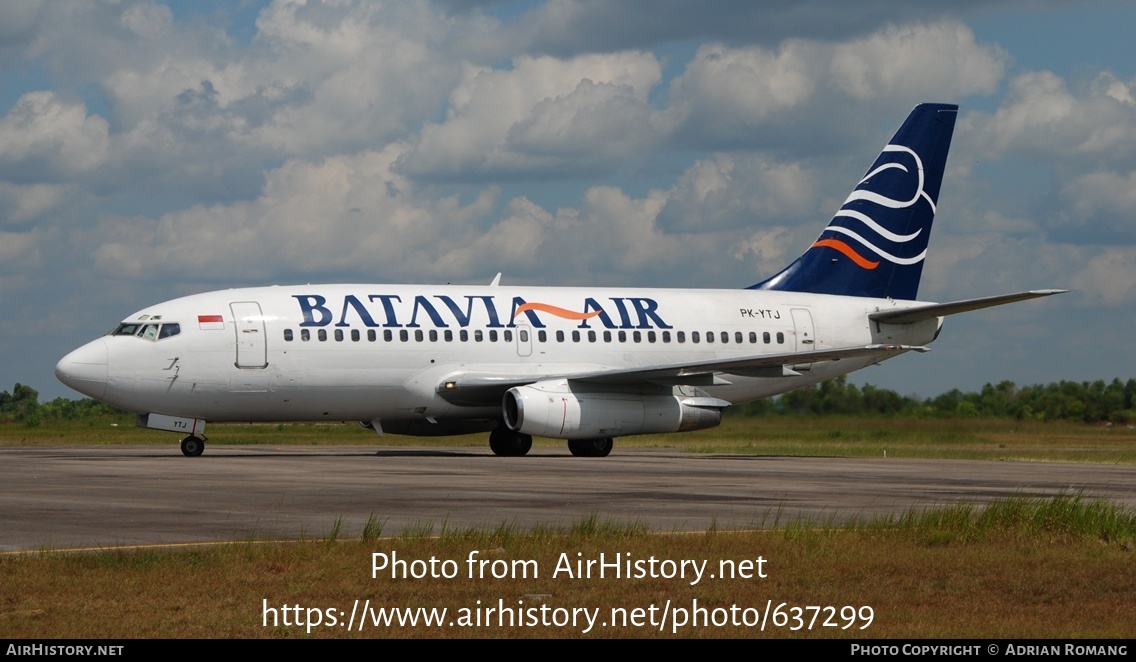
[489,428,533,456]
[568,437,613,457]
[180,435,204,457]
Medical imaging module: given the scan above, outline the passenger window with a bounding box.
[318,329,327,341]
[706,332,714,344]
[504,330,513,342]
[519,330,528,342]
[777,332,785,344]
[662,331,670,343]
[301,329,310,341]
[352,329,360,342]
[444,330,453,342]
[429,330,438,342]
[749,332,757,344]
[537,330,546,342]
[603,331,612,342]
[723,332,730,343]
[384,330,393,342]
[400,330,409,342]
[368,330,376,341]
[648,331,656,343]
[284,329,293,342]
[618,331,626,343]
[588,330,596,342]
[460,330,469,342]
[677,331,685,343]
[556,330,565,342]
[763,332,771,344]
[572,331,580,342]
[415,330,424,342]
[489,330,498,342]
[334,329,344,341]
[474,330,483,342]
[692,331,700,343]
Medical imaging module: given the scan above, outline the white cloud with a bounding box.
[668,40,817,126]
[0,182,69,226]
[966,71,1136,165]
[80,145,765,290]
[657,154,818,231]
[1071,248,1136,304]
[1058,169,1136,243]
[118,2,173,39]
[732,227,798,280]
[666,21,1005,147]
[0,92,109,180]
[87,144,502,282]
[398,52,663,179]
[0,229,39,269]
[830,21,1004,101]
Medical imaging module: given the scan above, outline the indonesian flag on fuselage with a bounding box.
[198,314,225,330]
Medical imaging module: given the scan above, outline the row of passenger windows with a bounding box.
[283,328,787,345]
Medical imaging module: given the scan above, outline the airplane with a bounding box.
[55,103,1064,458]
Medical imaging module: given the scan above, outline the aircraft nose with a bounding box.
[55,338,109,399]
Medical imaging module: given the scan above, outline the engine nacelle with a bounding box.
[503,380,728,440]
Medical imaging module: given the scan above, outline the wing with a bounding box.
[436,343,926,406]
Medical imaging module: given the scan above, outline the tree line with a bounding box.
[5,377,1136,426]
[0,383,127,427]
[732,376,1136,423]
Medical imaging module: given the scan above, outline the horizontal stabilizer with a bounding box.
[869,289,1067,325]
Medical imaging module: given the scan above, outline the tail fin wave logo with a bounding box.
[814,144,931,270]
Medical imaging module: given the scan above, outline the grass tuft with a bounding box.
[361,513,385,541]
[323,516,344,544]
[568,512,648,539]
[400,520,435,539]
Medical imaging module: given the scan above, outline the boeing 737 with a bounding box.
[56,103,1063,457]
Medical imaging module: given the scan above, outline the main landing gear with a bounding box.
[567,438,613,457]
[180,435,205,457]
[489,427,533,456]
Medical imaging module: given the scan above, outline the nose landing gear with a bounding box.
[180,435,205,457]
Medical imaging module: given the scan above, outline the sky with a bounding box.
[2,0,1135,403]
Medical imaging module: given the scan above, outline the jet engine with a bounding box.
[502,379,728,440]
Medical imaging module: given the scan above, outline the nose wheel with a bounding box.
[180,435,205,457]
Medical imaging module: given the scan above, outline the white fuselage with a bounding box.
[57,284,939,434]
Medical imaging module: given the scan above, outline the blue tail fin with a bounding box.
[750,103,958,300]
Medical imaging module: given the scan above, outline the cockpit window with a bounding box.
[111,322,181,341]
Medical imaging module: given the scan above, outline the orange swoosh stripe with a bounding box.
[812,238,879,270]
[513,302,603,321]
